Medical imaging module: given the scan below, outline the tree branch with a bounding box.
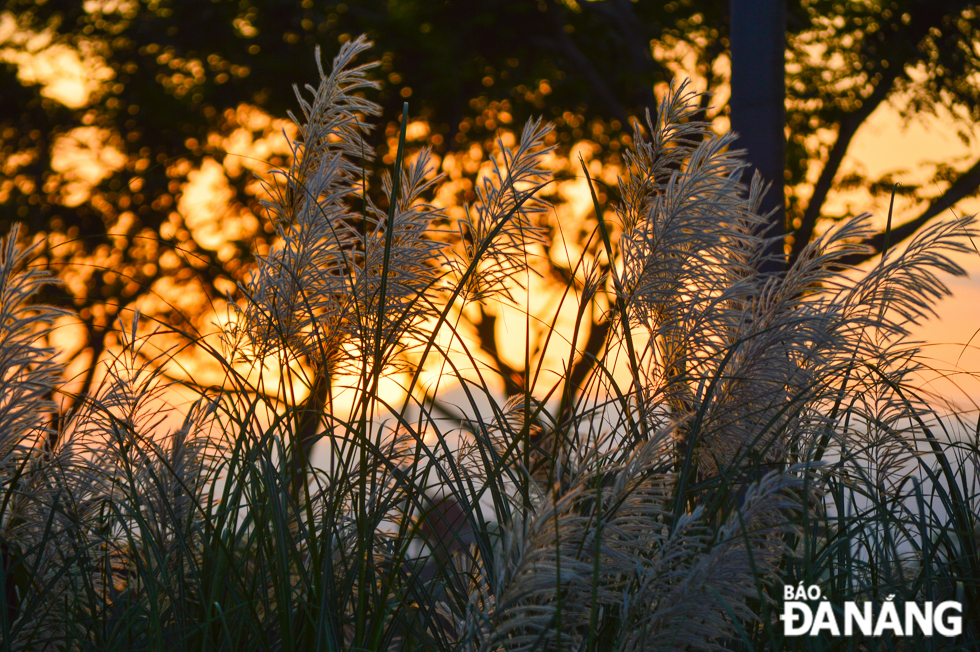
[790,68,898,261]
[583,0,663,123]
[562,313,610,413]
[474,306,524,397]
[791,0,976,263]
[840,154,980,265]
[60,324,107,428]
[533,1,634,133]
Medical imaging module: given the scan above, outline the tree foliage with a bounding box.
[2,0,979,408]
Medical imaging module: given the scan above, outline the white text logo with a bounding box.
[780,584,962,637]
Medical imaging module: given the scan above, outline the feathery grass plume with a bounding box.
[454,118,554,304]
[79,315,215,556]
[616,83,764,328]
[465,395,560,489]
[0,311,218,650]
[224,37,454,501]
[450,422,800,652]
[716,211,978,483]
[226,34,383,374]
[608,96,979,480]
[447,457,613,649]
[0,225,67,465]
[340,150,449,369]
[680,217,873,479]
[229,36,447,378]
[617,471,801,652]
[443,78,979,650]
[614,82,765,335]
[602,82,769,450]
[0,224,68,648]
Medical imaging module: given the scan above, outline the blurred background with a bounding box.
[2,0,980,419]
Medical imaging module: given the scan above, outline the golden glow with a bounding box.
[6,21,980,425]
[50,127,127,206]
[0,12,114,108]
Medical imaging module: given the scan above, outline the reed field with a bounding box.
[1,37,978,651]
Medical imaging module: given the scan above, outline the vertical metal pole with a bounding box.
[729,0,787,272]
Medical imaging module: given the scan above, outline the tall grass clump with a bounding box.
[1,36,978,651]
